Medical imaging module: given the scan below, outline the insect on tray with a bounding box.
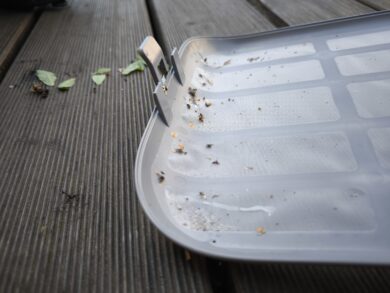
[135,12,390,263]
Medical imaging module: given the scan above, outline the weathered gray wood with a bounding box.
[0,10,35,80]
[230,263,390,292]
[0,0,213,292]
[360,0,390,9]
[148,0,274,51]
[259,0,374,25]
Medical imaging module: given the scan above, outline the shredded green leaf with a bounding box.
[93,68,111,75]
[36,70,57,86]
[122,56,146,76]
[92,74,106,85]
[58,78,76,90]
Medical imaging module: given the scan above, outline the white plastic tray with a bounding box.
[135,12,390,263]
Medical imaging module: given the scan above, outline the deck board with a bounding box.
[0,0,212,292]
[258,0,374,25]
[0,10,36,80]
[361,0,390,9]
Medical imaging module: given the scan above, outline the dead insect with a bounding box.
[186,103,191,109]
[198,73,203,78]
[175,143,187,155]
[199,192,206,198]
[188,87,197,97]
[31,82,49,98]
[204,57,207,63]
[258,107,262,111]
[202,82,207,87]
[198,113,204,123]
[212,160,220,165]
[206,144,213,149]
[205,100,212,107]
[156,172,165,183]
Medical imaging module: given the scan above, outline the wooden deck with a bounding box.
[0,0,390,292]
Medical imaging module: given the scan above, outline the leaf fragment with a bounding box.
[121,56,147,75]
[36,70,57,86]
[58,78,76,90]
[93,67,111,75]
[92,74,106,85]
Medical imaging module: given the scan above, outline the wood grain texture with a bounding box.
[0,10,36,80]
[359,0,390,9]
[0,0,212,292]
[258,0,374,25]
[148,0,274,51]
[230,263,390,293]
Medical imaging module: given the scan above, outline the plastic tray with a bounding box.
[135,12,390,264]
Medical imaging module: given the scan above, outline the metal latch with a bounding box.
[138,36,185,126]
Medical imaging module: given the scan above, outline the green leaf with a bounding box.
[122,56,146,76]
[93,67,111,75]
[92,74,106,85]
[58,78,76,90]
[36,70,57,86]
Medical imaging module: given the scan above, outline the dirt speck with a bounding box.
[198,113,204,123]
[212,160,219,165]
[256,226,266,235]
[206,144,213,149]
[156,172,165,184]
[188,87,197,97]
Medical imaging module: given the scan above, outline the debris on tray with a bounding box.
[223,59,231,66]
[156,171,165,184]
[247,57,260,62]
[175,143,187,155]
[188,87,197,97]
[199,192,206,199]
[170,131,177,139]
[206,144,213,149]
[256,226,266,235]
[198,113,204,123]
[212,160,220,165]
[205,99,212,107]
[31,82,49,98]
[246,166,254,170]
[162,83,168,95]
[258,107,262,111]
[198,73,214,86]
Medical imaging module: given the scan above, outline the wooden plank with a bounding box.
[230,263,390,292]
[0,0,213,292]
[258,0,374,25]
[0,10,36,80]
[148,0,274,51]
[359,0,390,9]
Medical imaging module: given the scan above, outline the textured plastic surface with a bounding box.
[135,12,390,263]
